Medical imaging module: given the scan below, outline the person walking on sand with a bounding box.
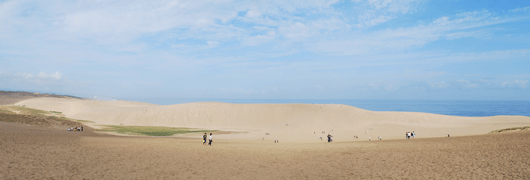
[208,133,213,146]
[203,133,208,146]
[412,131,415,139]
[327,134,332,143]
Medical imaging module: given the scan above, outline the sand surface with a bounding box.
[14,97,530,141]
[2,121,530,179]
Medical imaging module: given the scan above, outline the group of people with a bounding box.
[327,134,333,142]
[68,126,83,132]
[203,133,213,146]
[405,131,415,139]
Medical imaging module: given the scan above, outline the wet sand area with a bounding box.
[2,120,530,179]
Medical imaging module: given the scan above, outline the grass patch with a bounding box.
[74,119,95,123]
[50,111,62,114]
[0,107,15,114]
[96,125,217,136]
[490,126,530,133]
[8,106,50,116]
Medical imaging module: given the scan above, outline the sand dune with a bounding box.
[15,97,530,141]
[2,121,530,179]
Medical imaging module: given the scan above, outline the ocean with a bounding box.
[120,98,530,117]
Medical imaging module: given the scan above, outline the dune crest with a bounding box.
[15,97,530,141]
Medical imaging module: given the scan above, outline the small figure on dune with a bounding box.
[203,133,207,146]
[208,133,213,146]
[327,134,333,142]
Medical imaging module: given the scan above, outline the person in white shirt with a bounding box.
[208,133,213,146]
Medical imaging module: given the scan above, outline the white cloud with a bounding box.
[0,0,420,49]
[502,80,528,89]
[509,6,530,12]
[428,82,449,89]
[37,71,63,80]
[243,31,277,46]
[1,71,63,81]
[456,80,479,89]
[310,10,507,55]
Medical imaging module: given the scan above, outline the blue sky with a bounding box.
[0,0,529,100]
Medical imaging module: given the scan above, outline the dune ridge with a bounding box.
[15,97,530,141]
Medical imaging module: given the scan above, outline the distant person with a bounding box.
[203,133,207,146]
[412,131,415,138]
[327,134,332,142]
[81,126,83,132]
[208,133,213,146]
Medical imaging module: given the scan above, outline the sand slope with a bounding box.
[15,97,530,141]
[2,121,530,179]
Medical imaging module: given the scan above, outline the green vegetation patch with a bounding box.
[8,106,50,116]
[0,107,15,114]
[490,126,530,133]
[96,125,217,136]
[50,111,62,114]
[74,119,95,123]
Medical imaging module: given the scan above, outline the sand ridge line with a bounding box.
[14,97,530,141]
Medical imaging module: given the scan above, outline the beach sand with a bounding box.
[14,97,530,141]
[3,97,530,179]
[1,121,530,179]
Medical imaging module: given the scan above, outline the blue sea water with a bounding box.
[121,98,530,117]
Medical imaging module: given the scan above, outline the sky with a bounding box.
[0,0,529,100]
